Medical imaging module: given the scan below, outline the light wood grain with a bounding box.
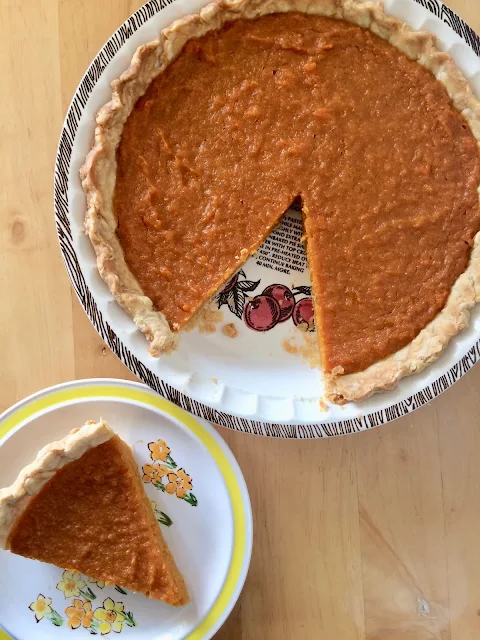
[1,1,480,638]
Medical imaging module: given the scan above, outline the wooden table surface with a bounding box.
[1,1,480,638]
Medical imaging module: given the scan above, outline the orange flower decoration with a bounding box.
[165,468,193,498]
[165,472,179,495]
[178,468,193,491]
[142,463,169,484]
[65,599,94,630]
[148,439,171,462]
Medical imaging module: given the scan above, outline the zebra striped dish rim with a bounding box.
[54,0,480,437]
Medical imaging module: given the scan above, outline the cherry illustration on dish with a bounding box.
[261,284,295,322]
[244,295,281,331]
[217,271,316,333]
[293,297,315,332]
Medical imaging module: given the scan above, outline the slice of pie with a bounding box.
[0,419,189,606]
[81,0,480,404]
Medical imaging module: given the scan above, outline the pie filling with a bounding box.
[8,435,188,605]
[115,13,480,375]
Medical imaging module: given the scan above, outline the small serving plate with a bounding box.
[0,379,252,640]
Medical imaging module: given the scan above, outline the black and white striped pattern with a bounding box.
[54,0,480,438]
[414,0,480,55]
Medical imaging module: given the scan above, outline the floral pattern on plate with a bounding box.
[142,439,198,507]
[29,580,137,635]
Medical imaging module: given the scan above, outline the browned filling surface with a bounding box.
[115,13,480,374]
[9,436,188,605]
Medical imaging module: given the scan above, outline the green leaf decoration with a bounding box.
[124,611,137,627]
[166,454,177,468]
[90,619,101,633]
[48,610,64,627]
[183,493,198,507]
[115,585,128,595]
[158,511,173,527]
[79,587,96,601]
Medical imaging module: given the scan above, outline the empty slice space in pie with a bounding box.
[82,4,480,403]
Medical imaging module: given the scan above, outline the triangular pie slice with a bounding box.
[0,419,189,606]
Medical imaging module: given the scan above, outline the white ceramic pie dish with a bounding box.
[55,0,480,436]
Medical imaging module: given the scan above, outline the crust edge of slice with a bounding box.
[0,419,114,549]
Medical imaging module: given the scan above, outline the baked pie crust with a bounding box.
[81,0,480,403]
